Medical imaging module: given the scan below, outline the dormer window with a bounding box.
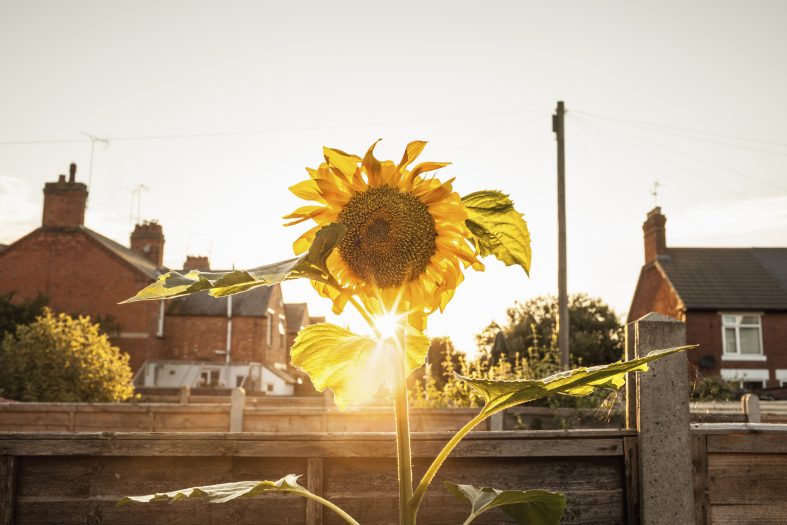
[721,314,764,360]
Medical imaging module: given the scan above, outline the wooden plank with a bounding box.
[324,456,625,524]
[0,430,631,458]
[623,436,639,525]
[15,498,306,525]
[306,458,324,525]
[707,453,787,504]
[0,456,17,525]
[16,456,307,498]
[707,433,787,454]
[710,504,787,525]
[691,434,709,525]
[692,423,787,435]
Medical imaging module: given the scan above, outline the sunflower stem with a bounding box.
[393,326,414,525]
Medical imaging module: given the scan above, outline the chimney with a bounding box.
[643,207,668,263]
[130,221,165,267]
[42,163,88,229]
[183,255,210,272]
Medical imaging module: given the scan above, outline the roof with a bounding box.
[658,247,787,310]
[0,244,7,254]
[167,285,273,317]
[81,227,164,279]
[284,303,308,333]
[264,364,297,384]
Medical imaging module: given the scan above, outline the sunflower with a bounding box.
[283,140,484,331]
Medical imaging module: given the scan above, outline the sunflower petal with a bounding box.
[410,161,451,180]
[363,139,383,186]
[398,140,428,171]
[289,180,324,202]
[324,147,360,181]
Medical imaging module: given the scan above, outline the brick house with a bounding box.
[629,207,787,388]
[0,165,309,394]
[0,164,166,371]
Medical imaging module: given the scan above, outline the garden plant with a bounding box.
[119,140,690,524]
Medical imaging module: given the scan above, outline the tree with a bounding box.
[476,294,624,367]
[0,291,47,338]
[0,308,134,402]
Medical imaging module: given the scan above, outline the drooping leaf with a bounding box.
[462,190,531,275]
[120,223,345,303]
[445,482,566,525]
[460,345,695,417]
[404,324,431,376]
[118,474,307,505]
[290,323,430,410]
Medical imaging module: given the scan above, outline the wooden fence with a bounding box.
[2,312,787,524]
[2,395,784,434]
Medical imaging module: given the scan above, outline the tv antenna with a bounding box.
[129,184,149,225]
[80,132,110,191]
[651,180,661,207]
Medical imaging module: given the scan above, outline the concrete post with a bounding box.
[230,387,245,433]
[178,385,190,405]
[629,312,693,525]
[742,394,761,423]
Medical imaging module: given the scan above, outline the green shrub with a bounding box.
[0,308,134,402]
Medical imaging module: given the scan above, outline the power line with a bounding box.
[572,109,787,149]
[574,111,787,158]
[573,115,745,199]
[580,115,787,193]
[0,108,547,146]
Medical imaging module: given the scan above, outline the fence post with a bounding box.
[179,385,191,405]
[230,387,245,432]
[489,412,504,431]
[629,312,693,525]
[742,393,761,423]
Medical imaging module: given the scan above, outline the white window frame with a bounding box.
[720,368,769,389]
[776,370,787,387]
[720,313,765,361]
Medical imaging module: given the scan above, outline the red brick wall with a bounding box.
[628,263,683,323]
[0,229,161,370]
[686,311,787,386]
[162,285,289,366]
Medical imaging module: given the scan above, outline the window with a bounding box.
[721,314,763,359]
[199,369,220,387]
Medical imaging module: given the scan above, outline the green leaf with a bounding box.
[445,482,566,525]
[462,190,531,275]
[118,474,307,505]
[461,345,695,417]
[290,323,430,410]
[120,223,345,303]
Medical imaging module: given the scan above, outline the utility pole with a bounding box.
[552,101,570,370]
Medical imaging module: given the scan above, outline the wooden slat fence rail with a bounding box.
[0,429,634,525]
[691,423,787,525]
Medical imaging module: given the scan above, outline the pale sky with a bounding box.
[1,1,786,357]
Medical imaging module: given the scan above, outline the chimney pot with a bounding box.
[69,163,77,183]
[58,174,66,183]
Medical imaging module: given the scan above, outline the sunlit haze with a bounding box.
[1,1,786,358]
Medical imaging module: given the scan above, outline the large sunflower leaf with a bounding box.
[290,323,388,410]
[120,223,345,303]
[290,323,430,410]
[461,345,695,417]
[462,190,531,276]
[446,482,566,525]
[119,474,307,505]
